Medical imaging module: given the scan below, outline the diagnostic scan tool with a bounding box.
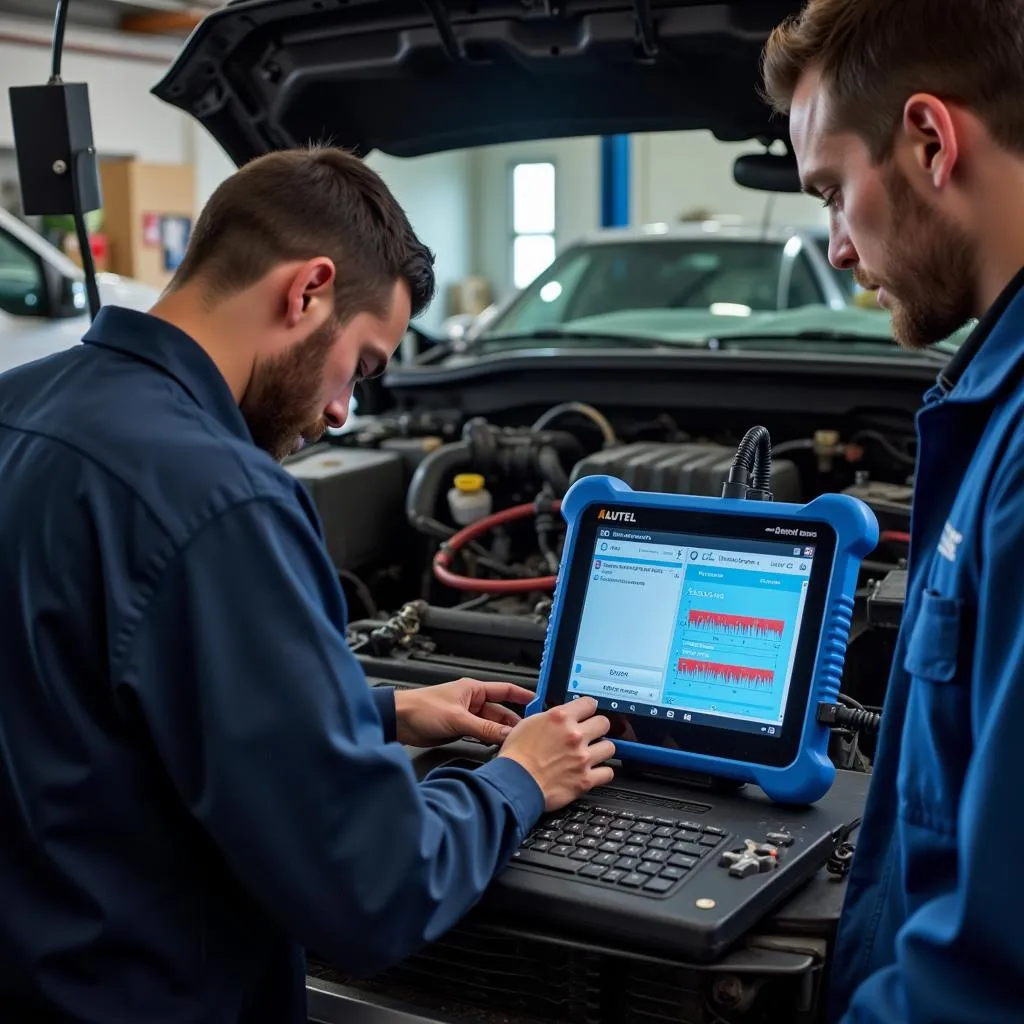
[528,471,878,804]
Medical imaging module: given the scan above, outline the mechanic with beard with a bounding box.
[763,1,1024,1021]
[0,147,616,1022]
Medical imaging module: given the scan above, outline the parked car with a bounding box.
[464,221,861,343]
[0,207,158,374]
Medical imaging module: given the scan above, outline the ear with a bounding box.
[902,93,959,190]
[283,257,336,329]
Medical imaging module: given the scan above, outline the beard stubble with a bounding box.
[239,318,337,462]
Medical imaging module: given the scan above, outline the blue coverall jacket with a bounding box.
[829,268,1024,1021]
[0,307,544,1022]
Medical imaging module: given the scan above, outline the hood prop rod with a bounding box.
[421,0,463,62]
[633,0,659,58]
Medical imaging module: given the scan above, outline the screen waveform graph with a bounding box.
[676,657,776,691]
[687,609,785,640]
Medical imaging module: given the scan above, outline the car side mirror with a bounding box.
[47,266,89,319]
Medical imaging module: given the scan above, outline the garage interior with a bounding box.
[1,1,936,1022]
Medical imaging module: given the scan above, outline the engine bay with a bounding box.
[285,399,911,775]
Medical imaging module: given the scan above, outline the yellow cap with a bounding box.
[454,473,485,493]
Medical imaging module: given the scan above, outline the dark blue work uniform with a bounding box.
[0,307,543,1022]
[829,269,1024,1021]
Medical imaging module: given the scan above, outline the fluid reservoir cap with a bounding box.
[454,473,485,493]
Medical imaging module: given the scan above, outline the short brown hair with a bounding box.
[762,0,1024,161]
[170,146,435,322]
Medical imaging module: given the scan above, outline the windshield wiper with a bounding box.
[706,328,949,360]
[474,328,668,349]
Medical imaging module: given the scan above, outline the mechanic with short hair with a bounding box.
[763,1,1024,1020]
[0,146,615,1022]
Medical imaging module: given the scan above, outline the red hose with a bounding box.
[880,530,911,545]
[433,501,561,593]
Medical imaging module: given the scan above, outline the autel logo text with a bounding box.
[597,509,637,523]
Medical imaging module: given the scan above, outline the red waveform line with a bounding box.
[677,657,775,689]
[688,609,784,638]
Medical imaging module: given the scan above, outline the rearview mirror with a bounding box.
[733,152,802,193]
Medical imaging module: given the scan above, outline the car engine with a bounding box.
[285,400,912,772]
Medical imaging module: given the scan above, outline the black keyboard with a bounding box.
[512,800,728,897]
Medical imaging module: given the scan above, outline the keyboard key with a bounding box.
[548,819,567,830]
[648,837,672,850]
[607,829,628,842]
[596,806,622,817]
[700,835,720,847]
[570,848,596,862]
[641,849,668,863]
[703,825,725,835]
[511,849,580,873]
[656,817,677,827]
[669,854,698,869]
[619,872,646,887]
[565,823,585,834]
[593,852,618,866]
[621,845,646,858]
[638,862,661,876]
[599,842,623,854]
[637,815,656,823]
[537,830,559,842]
[615,810,636,820]
[631,822,655,835]
[675,829,701,843]
[611,820,632,831]
[644,876,676,894]
[551,844,574,857]
[679,821,703,832]
[578,838,600,849]
[654,827,674,838]
[532,841,551,852]
[585,826,608,838]
[557,835,578,846]
[660,866,686,880]
[601,869,625,884]
[673,842,704,857]
[579,864,606,879]
[590,816,612,827]
[569,811,589,822]
[615,857,639,871]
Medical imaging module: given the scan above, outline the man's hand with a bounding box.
[393,678,535,747]
[498,697,615,811]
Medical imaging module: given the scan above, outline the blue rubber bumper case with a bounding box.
[526,475,879,805]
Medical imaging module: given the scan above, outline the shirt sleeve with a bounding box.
[115,495,544,975]
[840,448,1024,1022]
[370,687,398,743]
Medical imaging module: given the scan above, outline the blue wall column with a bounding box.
[600,134,631,228]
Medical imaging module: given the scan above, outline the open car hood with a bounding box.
[153,0,801,165]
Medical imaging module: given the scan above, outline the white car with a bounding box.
[450,222,861,345]
[0,207,159,374]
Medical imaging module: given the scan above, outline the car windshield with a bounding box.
[475,233,969,357]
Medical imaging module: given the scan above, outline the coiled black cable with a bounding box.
[722,425,773,500]
[817,702,882,736]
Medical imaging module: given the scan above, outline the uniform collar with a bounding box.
[83,306,252,443]
[934,263,1024,404]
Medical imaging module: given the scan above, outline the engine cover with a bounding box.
[569,442,801,503]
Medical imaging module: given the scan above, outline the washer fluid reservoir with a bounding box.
[448,473,493,526]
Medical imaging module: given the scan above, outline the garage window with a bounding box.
[511,162,556,289]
